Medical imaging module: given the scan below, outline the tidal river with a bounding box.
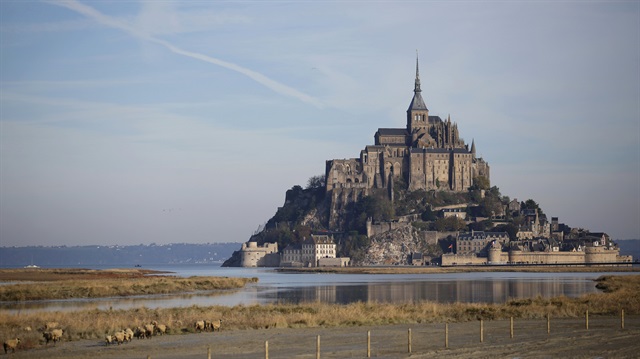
[0,265,628,313]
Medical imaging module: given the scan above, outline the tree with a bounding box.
[472,176,490,190]
[521,199,545,217]
[346,192,394,234]
[306,175,325,189]
[434,217,467,232]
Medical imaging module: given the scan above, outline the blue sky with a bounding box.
[1,1,638,247]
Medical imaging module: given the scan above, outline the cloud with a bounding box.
[47,0,324,108]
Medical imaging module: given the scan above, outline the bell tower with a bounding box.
[407,53,429,135]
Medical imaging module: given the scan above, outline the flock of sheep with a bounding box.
[104,320,168,345]
[3,322,63,354]
[2,319,222,354]
[194,319,222,332]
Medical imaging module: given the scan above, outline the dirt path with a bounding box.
[8,316,639,358]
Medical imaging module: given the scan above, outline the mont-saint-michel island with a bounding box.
[224,59,633,269]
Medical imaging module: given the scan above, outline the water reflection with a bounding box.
[266,277,595,304]
[1,273,604,314]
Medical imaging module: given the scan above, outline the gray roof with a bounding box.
[428,115,443,124]
[408,92,428,111]
[377,128,408,136]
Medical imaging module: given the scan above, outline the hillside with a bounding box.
[223,177,612,266]
[0,243,240,267]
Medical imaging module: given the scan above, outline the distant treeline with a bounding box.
[0,243,241,267]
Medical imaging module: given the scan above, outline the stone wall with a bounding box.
[441,253,487,266]
[448,246,629,266]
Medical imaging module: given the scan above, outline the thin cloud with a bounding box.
[46,0,324,108]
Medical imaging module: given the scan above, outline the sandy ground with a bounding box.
[6,316,639,358]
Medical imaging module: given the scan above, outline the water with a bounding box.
[0,264,629,313]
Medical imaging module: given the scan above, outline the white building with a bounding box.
[281,234,339,267]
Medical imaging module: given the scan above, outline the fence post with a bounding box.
[621,309,625,329]
[480,319,484,343]
[510,317,514,339]
[585,309,589,331]
[317,335,320,359]
[547,313,550,335]
[265,341,269,359]
[208,345,211,359]
[445,322,449,349]
[367,330,371,358]
[408,328,412,353]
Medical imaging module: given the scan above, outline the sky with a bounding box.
[1,1,638,247]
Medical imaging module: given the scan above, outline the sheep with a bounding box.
[44,322,59,330]
[113,331,126,345]
[143,324,155,339]
[151,321,167,336]
[3,338,20,354]
[210,319,222,332]
[43,329,64,345]
[105,335,113,346]
[194,320,206,332]
[134,327,146,339]
[124,328,134,342]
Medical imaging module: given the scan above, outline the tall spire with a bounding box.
[408,51,428,111]
[414,50,421,93]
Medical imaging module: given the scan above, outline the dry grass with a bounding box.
[0,271,257,301]
[1,275,638,351]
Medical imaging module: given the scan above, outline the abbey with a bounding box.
[325,58,489,224]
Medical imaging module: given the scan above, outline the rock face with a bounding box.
[360,226,425,266]
[359,226,452,265]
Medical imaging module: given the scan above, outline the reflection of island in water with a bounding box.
[266,278,595,305]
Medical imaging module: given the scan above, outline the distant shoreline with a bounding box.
[276,264,640,274]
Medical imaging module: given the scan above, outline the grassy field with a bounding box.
[1,274,638,352]
[0,268,257,301]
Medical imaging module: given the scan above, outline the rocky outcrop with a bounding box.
[359,226,425,265]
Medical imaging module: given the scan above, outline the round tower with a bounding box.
[488,244,503,264]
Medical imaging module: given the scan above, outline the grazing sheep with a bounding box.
[3,338,20,354]
[134,327,146,339]
[124,328,134,342]
[113,331,126,345]
[44,322,59,330]
[105,335,113,346]
[143,324,155,339]
[43,329,64,345]
[194,320,206,332]
[210,319,222,332]
[151,321,167,336]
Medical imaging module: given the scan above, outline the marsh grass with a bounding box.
[1,275,638,351]
[0,276,257,301]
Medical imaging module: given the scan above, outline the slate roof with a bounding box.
[408,92,428,111]
[377,128,408,136]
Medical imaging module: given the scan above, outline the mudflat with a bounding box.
[6,316,639,358]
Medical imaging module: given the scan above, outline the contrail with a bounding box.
[47,0,324,108]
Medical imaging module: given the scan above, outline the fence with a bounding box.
[142,310,635,358]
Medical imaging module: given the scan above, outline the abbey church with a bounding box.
[325,58,490,225]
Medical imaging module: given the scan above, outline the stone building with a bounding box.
[326,57,489,227]
[281,234,339,267]
[456,231,509,256]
